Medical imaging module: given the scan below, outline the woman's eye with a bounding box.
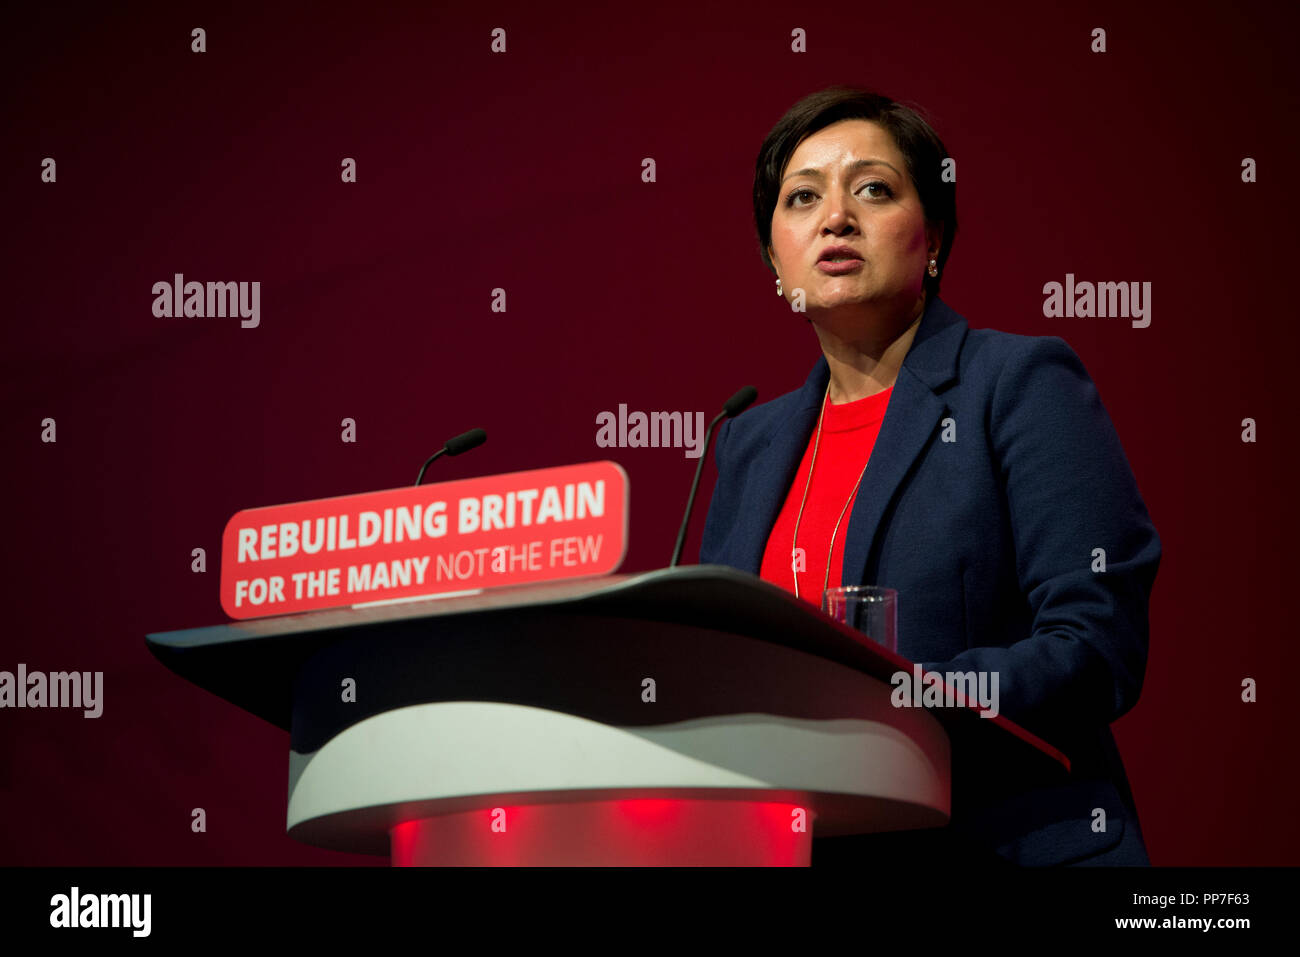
[786,182,893,207]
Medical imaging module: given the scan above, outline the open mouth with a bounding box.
[817,258,864,272]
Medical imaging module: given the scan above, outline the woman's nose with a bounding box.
[821,192,855,233]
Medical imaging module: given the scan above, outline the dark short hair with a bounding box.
[753,86,957,300]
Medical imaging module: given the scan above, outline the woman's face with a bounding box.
[768,119,938,317]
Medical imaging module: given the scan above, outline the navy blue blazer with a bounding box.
[699,294,1161,866]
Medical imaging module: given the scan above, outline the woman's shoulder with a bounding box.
[907,296,1093,393]
[960,321,1084,369]
[955,318,1095,401]
[955,321,1109,436]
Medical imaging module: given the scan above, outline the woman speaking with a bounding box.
[699,87,1161,866]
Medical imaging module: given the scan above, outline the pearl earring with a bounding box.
[927,259,938,278]
[776,277,783,296]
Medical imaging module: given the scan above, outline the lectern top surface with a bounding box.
[145,565,1069,775]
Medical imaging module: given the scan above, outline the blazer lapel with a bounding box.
[726,369,825,574]
[841,297,966,586]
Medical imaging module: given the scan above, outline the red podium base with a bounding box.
[389,799,813,866]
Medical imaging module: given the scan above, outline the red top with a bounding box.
[759,385,893,605]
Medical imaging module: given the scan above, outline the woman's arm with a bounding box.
[919,335,1161,743]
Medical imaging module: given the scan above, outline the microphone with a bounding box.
[669,386,757,567]
[415,428,487,486]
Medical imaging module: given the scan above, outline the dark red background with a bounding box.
[2,0,1296,865]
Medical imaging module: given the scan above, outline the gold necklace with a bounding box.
[790,381,873,601]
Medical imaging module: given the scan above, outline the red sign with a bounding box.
[219,461,628,620]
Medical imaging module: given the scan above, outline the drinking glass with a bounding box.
[823,585,897,652]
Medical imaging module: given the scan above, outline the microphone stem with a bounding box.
[415,448,447,486]
[670,409,728,567]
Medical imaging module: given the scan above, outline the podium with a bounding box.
[146,565,1068,866]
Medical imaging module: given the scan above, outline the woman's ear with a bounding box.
[925,223,943,262]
